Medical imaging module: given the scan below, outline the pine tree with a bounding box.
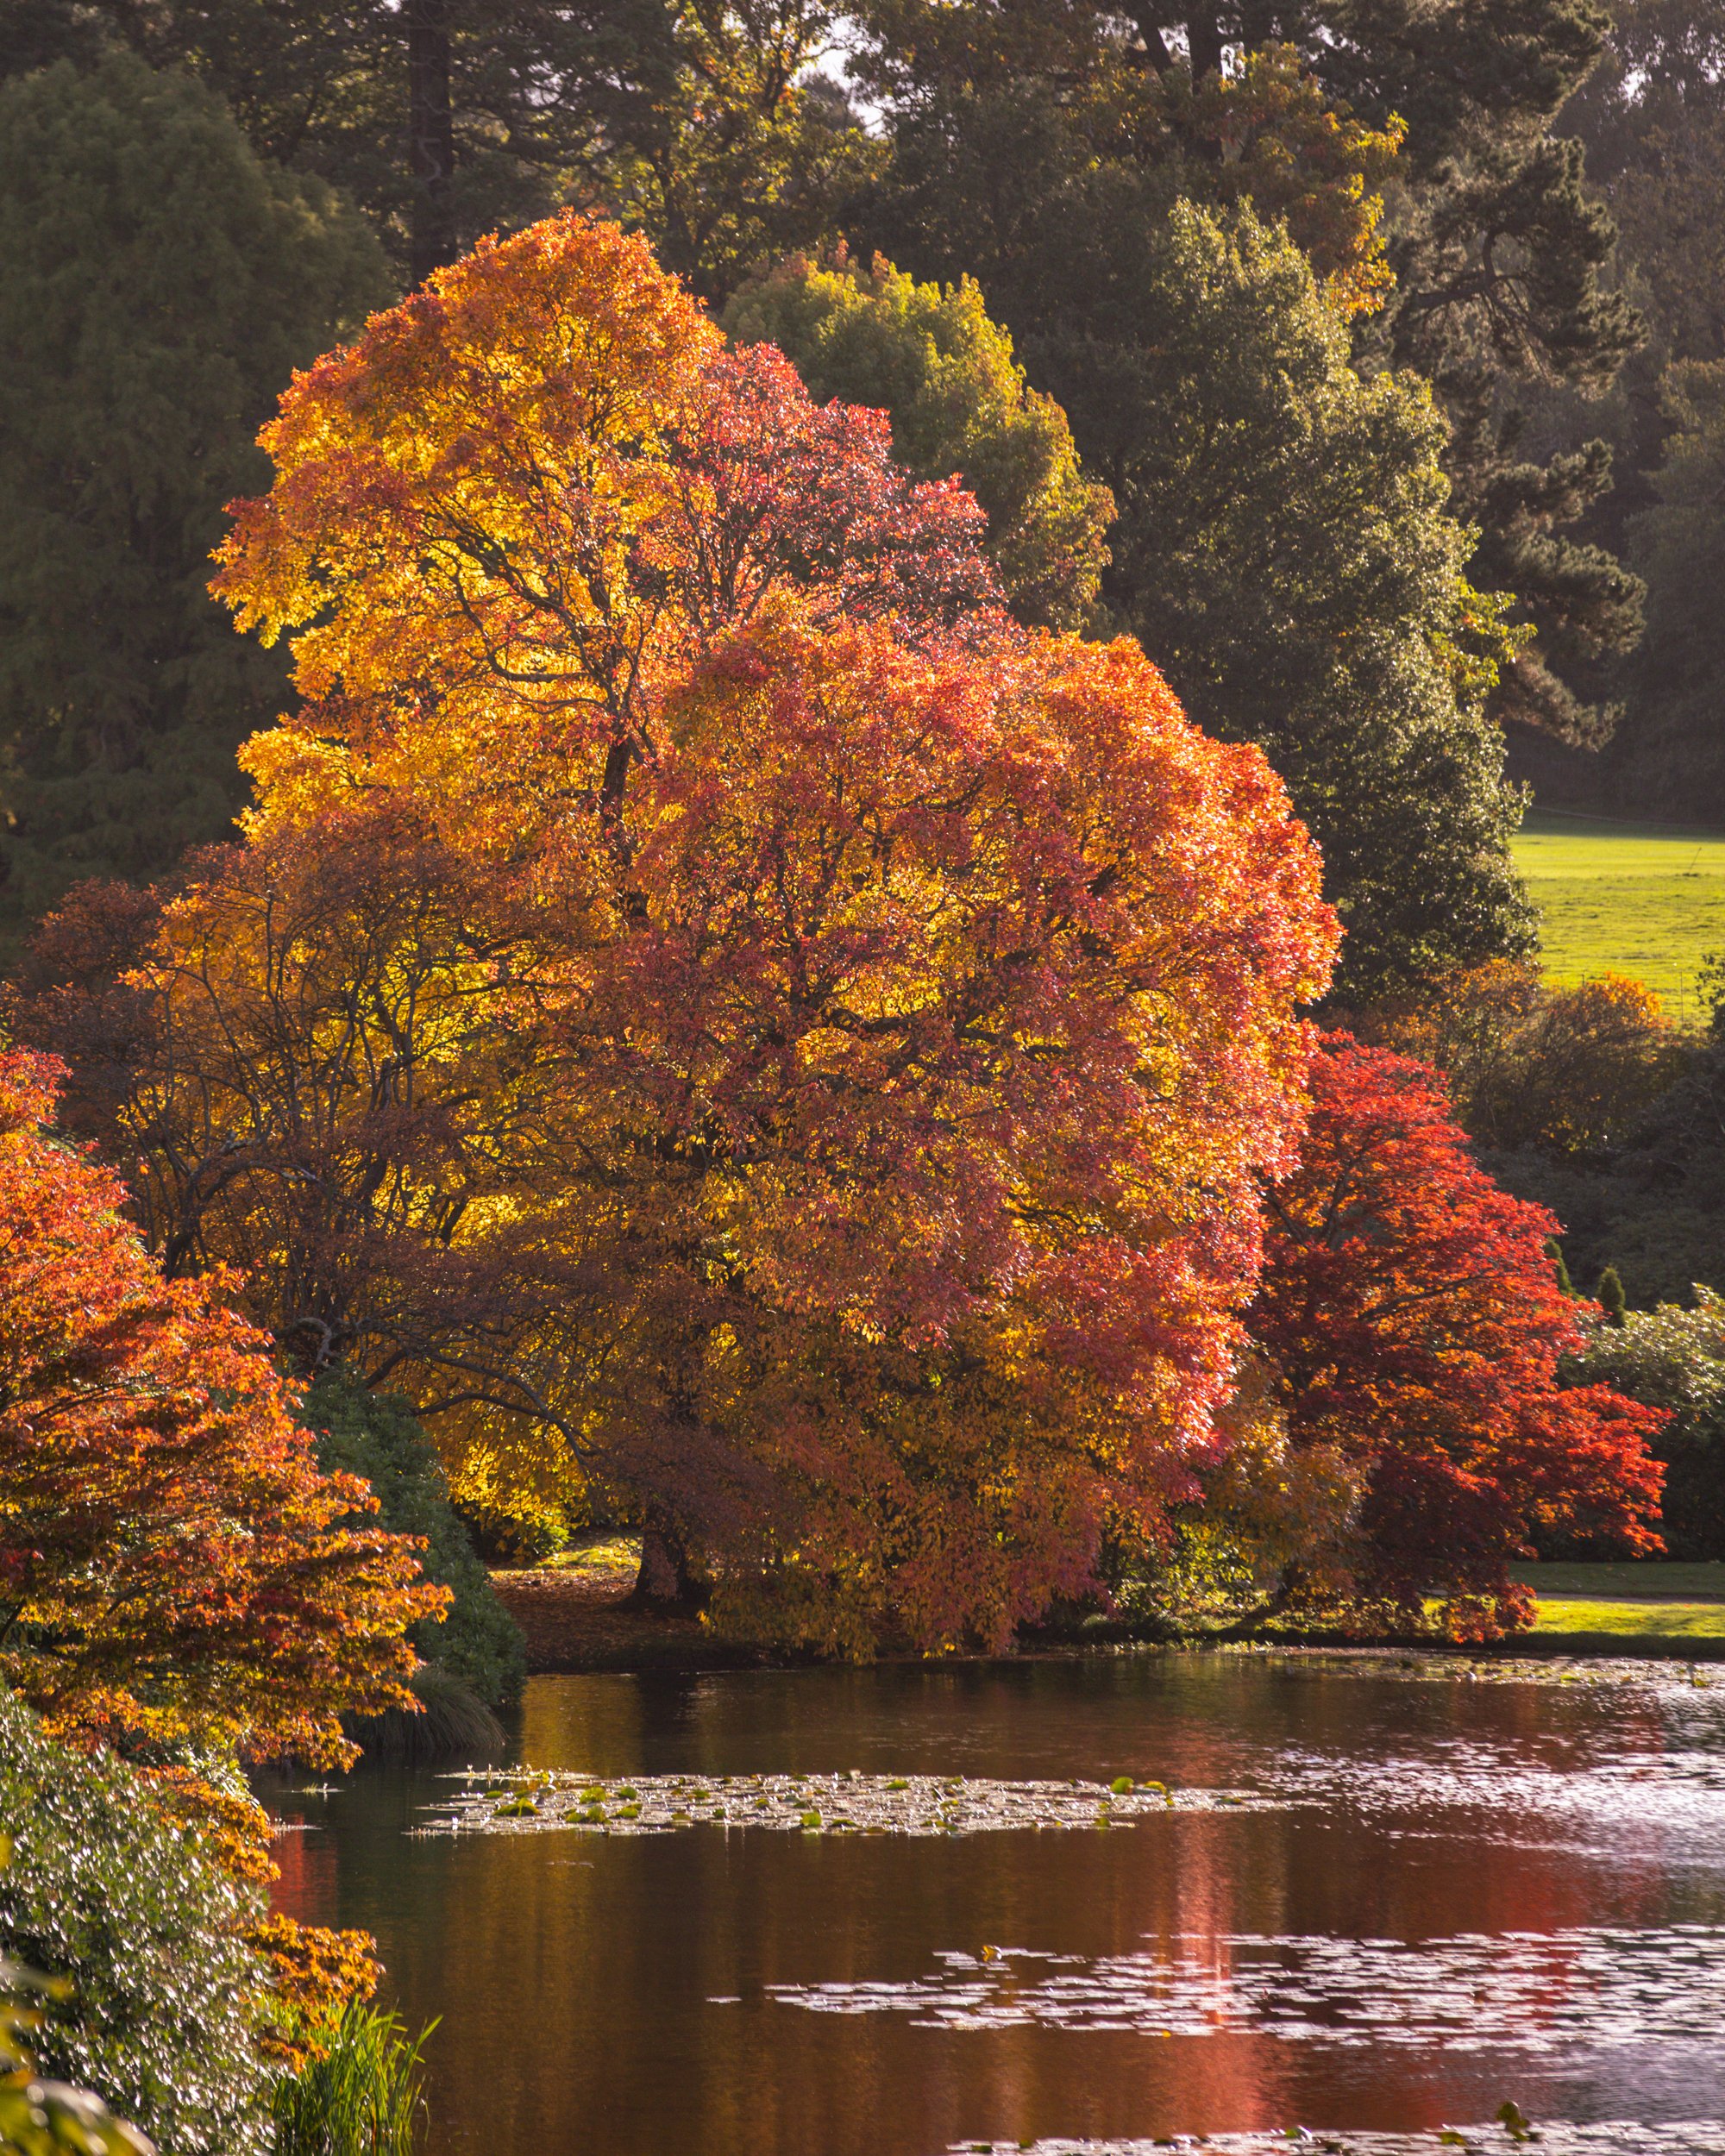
[0,52,389,961]
[7,3,878,297]
[858,1,1645,749]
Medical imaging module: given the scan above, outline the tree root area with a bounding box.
[488,1562,757,1676]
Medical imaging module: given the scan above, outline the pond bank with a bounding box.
[489,1561,1725,1677]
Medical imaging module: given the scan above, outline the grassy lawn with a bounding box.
[1530,1598,1725,1638]
[1510,1561,1725,1639]
[1511,808,1725,1015]
[1513,1561,1725,1600]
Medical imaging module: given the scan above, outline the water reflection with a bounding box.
[266,1654,1725,2155]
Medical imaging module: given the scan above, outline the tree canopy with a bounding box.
[20,212,1340,1651]
[724,250,1113,629]
[0,49,389,961]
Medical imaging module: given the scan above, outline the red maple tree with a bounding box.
[0,1048,442,1764]
[1251,1031,1666,1635]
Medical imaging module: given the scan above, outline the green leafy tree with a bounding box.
[9,3,877,295]
[724,251,1113,627]
[0,51,389,961]
[857,0,1644,750]
[868,197,1531,998]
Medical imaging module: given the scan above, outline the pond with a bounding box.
[266,1651,1725,2156]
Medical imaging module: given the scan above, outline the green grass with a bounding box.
[1511,1560,1725,1639]
[1511,808,1725,1015]
[1530,1598,1725,1638]
[1512,1561,1725,1600]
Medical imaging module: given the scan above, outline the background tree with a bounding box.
[0,51,388,962]
[0,1046,440,1764]
[7,2,877,293]
[792,197,1530,999]
[724,250,1113,628]
[1250,1031,1665,1634]
[869,0,1645,749]
[1618,360,1725,811]
[1352,960,1686,1157]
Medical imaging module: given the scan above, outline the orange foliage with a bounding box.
[28,213,1339,1650]
[0,1049,443,1763]
[246,1914,381,2067]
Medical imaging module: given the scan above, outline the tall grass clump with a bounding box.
[272,2002,431,2156]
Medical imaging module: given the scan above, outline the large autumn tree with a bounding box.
[22,213,1339,1650]
[1251,1031,1665,1634]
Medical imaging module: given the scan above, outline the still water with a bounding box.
[267,1651,1725,2154]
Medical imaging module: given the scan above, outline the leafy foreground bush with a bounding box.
[0,1858,154,2156]
[270,2003,428,2156]
[304,1376,524,1712]
[0,1689,273,2156]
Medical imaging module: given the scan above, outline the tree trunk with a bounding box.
[629,1520,705,1612]
[1185,8,1225,82]
[407,0,455,283]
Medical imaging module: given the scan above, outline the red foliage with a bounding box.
[656,341,1005,647]
[0,1049,442,1762]
[1251,1031,1666,1634]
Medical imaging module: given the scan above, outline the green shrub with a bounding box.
[304,1377,525,1708]
[0,1689,272,2156]
[271,2002,428,2156]
[1569,1290,1725,1559]
[0,1870,154,2156]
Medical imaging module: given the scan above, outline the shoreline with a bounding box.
[490,1568,1725,1678]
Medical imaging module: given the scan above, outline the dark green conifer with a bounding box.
[0,52,390,960]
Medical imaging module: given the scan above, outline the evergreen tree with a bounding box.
[856,1,1645,749]
[304,1375,527,1708]
[7,3,877,295]
[1559,1,1725,817]
[0,52,389,960]
[1622,360,1725,811]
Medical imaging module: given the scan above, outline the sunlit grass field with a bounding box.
[1512,808,1725,1017]
[1513,1562,1725,1639]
